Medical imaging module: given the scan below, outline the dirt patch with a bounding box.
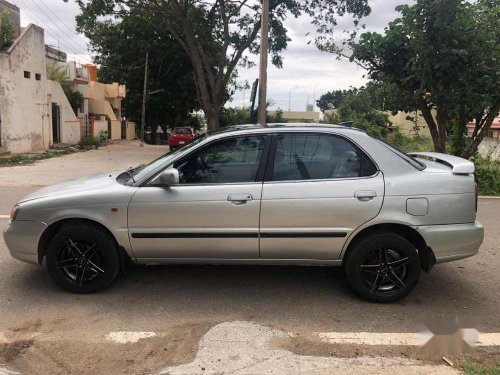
[0,339,34,363]
[7,322,212,375]
[271,334,500,366]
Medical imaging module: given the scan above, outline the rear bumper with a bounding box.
[417,221,484,264]
[3,220,47,265]
[169,139,192,147]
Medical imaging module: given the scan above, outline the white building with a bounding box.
[0,0,133,155]
[0,1,51,154]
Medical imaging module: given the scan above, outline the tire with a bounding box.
[344,232,421,303]
[46,223,120,293]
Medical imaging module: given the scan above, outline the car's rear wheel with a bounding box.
[344,232,421,303]
[46,223,120,293]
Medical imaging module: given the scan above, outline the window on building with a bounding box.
[24,71,31,79]
[35,73,41,81]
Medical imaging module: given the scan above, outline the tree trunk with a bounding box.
[435,108,448,153]
[205,109,220,130]
[418,99,446,153]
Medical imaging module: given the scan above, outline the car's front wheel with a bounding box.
[344,232,421,303]
[46,223,120,293]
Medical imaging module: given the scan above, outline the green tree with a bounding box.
[337,0,500,157]
[74,0,371,130]
[219,107,251,127]
[0,10,15,50]
[75,7,200,136]
[316,89,353,112]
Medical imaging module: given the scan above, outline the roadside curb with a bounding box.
[478,196,500,199]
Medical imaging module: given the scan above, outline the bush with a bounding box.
[385,131,434,153]
[471,155,500,196]
[79,135,100,148]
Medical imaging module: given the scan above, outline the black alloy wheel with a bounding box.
[344,232,421,303]
[46,223,120,293]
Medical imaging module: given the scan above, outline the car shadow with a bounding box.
[4,261,497,332]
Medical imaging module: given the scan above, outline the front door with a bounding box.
[128,134,269,260]
[51,103,61,143]
[260,132,384,260]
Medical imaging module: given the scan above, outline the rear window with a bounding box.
[375,138,426,171]
[174,128,192,134]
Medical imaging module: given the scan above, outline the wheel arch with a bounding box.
[342,223,436,272]
[37,218,129,266]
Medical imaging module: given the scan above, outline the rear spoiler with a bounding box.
[408,152,475,174]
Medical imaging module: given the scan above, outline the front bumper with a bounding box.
[417,221,484,264]
[3,220,47,265]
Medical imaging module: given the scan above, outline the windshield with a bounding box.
[375,138,426,171]
[126,134,207,183]
[174,128,192,134]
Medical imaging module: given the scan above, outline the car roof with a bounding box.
[207,123,367,137]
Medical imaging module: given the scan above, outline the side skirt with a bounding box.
[134,258,343,266]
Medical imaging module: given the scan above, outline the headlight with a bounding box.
[10,205,20,222]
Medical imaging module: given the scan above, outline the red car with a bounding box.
[169,127,195,149]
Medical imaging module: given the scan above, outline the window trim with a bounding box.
[144,133,272,187]
[264,132,379,183]
[375,137,426,171]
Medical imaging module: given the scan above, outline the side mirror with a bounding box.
[157,168,179,186]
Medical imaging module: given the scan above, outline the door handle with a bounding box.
[228,194,253,205]
[355,190,377,201]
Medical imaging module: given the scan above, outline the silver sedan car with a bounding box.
[3,124,484,302]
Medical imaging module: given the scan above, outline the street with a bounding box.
[0,142,498,374]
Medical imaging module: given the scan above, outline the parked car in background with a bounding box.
[169,127,195,149]
[3,124,483,302]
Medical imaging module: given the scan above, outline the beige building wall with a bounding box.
[47,80,81,144]
[83,80,125,140]
[386,110,433,138]
[93,119,107,137]
[0,24,50,154]
[268,110,320,123]
[126,121,136,139]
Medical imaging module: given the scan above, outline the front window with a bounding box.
[272,133,377,181]
[175,136,265,184]
[124,134,206,183]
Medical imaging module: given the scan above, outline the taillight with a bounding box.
[475,183,478,213]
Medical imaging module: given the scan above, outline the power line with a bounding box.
[38,0,91,50]
[15,1,152,72]
[27,0,90,55]
[16,0,94,63]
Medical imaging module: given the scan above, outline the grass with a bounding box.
[79,135,101,148]
[0,150,74,167]
[462,362,500,375]
[459,355,500,375]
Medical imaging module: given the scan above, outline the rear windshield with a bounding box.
[375,138,426,171]
[174,128,192,134]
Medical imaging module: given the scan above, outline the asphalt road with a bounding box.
[1,193,499,334]
[0,143,498,374]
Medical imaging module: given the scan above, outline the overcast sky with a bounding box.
[11,0,413,111]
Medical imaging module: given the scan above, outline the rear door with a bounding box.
[259,132,384,260]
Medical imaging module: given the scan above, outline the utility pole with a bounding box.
[140,51,149,147]
[258,0,269,127]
